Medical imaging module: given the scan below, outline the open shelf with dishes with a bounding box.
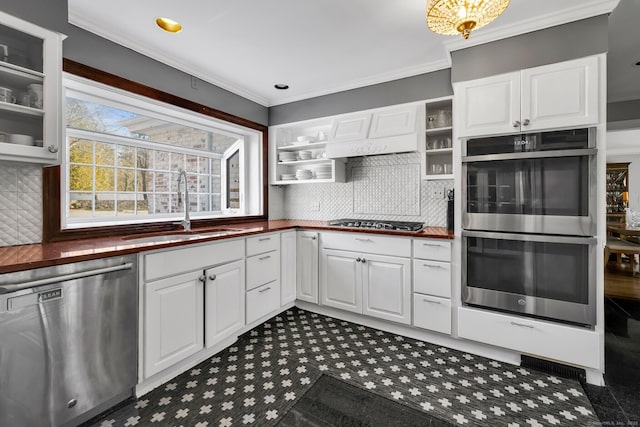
[0,11,63,164]
[422,97,453,180]
[270,117,346,184]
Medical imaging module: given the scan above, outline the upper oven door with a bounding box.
[462,128,597,236]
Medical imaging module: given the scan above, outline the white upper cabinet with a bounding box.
[456,72,520,138]
[521,56,599,131]
[455,56,599,138]
[0,11,63,164]
[368,106,417,139]
[330,113,371,142]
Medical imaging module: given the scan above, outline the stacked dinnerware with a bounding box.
[280,173,297,181]
[314,164,332,180]
[295,169,313,180]
[298,150,312,160]
[278,151,297,162]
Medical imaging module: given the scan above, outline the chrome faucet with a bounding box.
[177,169,191,231]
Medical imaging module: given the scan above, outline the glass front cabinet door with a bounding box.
[0,11,64,164]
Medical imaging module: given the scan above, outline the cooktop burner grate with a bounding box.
[327,219,424,232]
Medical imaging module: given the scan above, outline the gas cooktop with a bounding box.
[327,219,424,232]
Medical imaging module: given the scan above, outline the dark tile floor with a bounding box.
[585,297,640,424]
[86,308,601,427]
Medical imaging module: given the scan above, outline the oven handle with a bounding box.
[462,230,597,245]
[462,148,597,163]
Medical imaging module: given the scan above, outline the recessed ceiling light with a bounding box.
[274,84,289,90]
[156,17,182,33]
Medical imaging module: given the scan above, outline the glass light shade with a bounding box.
[426,0,510,39]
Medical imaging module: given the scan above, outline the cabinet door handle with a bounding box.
[259,286,271,293]
[512,120,521,128]
[510,321,534,329]
[423,263,444,269]
[258,255,271,261]
[258,237,271,242]
[423,299,441,305]
[208,274,216,281]
[422,243,443,247]
[302,235,317,240]
[48,145,59,153]
[522,119,530,126]
[355,238,372,243]
[199,275,206,283]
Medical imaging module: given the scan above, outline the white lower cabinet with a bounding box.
[204,260,245,348]
[297,231,319,303]
[362,253,411,324]
[412,238,452,334]
[321,249,361,313]
[458,307,600,369]
[320,241,411,325]
[143,270,204,378]
[413,295,451,334]
[245,234,281,325]
[280,231,297,305]
[246,281,281,324]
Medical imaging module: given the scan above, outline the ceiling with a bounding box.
[68,0,632,107]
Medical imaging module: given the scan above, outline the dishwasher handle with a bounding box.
[0,262,134,295]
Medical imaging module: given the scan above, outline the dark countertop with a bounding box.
[0,220,453,274]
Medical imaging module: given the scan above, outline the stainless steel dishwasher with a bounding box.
[0,255,138,427]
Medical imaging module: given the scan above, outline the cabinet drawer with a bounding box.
[246,233,280,256]
[413,260,451,298]
[145,239,244,281]
[246,281,281,324]
[413,239,451,261]
[458,307,600,369]
[246,250,280,291]
[321,232,411,257]
[413,294,451,335]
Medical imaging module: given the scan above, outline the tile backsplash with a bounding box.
[0,162,42,246]
[278,153,453,226]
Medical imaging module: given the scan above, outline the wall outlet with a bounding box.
[433,188,445,199]
[311,201,320,211]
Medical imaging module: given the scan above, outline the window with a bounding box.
[62,75,263,229]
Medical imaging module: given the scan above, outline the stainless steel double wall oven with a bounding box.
[462,128,597,326]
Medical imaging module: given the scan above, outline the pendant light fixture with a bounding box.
[426,0,510,39]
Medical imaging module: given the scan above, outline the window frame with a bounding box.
[42,59,268,242]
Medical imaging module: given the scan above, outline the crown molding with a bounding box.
[68,11,271,106]
[269,58,452,106]
[442,0,620,53]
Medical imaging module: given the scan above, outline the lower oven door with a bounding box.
[462,230,597,326]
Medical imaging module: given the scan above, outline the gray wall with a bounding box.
[269,69,452,125]
[608,99,640,124]
[2,0,269,125]
[451,15,608,83]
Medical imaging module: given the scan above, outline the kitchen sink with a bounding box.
[123,229,244,244]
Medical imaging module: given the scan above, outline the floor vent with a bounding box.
[521,355,586,383]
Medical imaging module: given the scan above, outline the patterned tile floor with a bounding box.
[86,308,601,427]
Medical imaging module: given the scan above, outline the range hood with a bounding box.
[325,104,420,158]
[325,133,419,158]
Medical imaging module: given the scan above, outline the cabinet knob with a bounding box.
[311,236,316,240]
[47,145,59,153]
[356,257,362,263]
[199,275,206,283]
[522,119,530,126]
[361,258,366,264]
[512,120,521,128]
[209,274,216,281]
